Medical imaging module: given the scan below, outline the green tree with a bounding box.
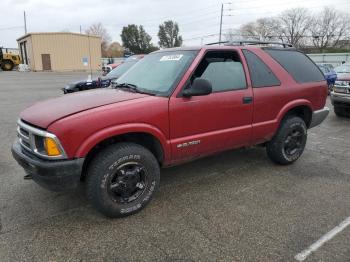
[158,20,183,48]
[121,24,158,54]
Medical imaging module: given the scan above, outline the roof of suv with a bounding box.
[154,43,295,53]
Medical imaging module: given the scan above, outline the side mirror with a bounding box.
[183,78,212,97]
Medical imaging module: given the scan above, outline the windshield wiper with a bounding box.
[114,82,138,91]
[114,82,155,96]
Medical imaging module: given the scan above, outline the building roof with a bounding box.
[17,32,101,41]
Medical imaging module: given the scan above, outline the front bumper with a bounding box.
[12,141,84,191]
[309,107,330,128]
[331,92,350,106]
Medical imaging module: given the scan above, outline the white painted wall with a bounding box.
[307,53,350,66]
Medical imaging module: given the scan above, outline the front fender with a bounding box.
[74,123,171,161]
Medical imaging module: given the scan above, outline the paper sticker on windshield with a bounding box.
[160,54,183,61]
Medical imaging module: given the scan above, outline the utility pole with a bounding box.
[219,4,223,44]
[23,11,27,34]
[80,25,82,34]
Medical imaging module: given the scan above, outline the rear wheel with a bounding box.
[266,116,307,165]
[1,60,14,71]
[86,143,160,218]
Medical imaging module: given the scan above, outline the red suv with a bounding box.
[12,41,329,217]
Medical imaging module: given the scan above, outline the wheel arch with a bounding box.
[76,124,170,180]
[277,100,313,128]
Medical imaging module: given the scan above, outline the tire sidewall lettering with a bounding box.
[108,154,141,171]
[100,154,157,215]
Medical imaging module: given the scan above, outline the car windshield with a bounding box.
[318,65,327,74]
[116,50,197,96]
[335,65,350,73]
[106,61,137,78]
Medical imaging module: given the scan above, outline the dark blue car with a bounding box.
[317,63,337,91]
[63,55,144,94]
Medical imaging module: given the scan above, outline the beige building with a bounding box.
[17,32,101,71]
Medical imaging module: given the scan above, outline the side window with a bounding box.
[192,51,247,92]
[242,49,280,88]
[265,49,325,83]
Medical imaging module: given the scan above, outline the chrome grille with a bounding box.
[17,124,32,152]
[334,86,350,94]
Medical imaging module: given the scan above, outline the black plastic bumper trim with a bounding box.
[11,141,84,192]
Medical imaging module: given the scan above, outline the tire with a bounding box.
[266,116,307,165]
[1,60,14,71]
[86,142,160,218]
[334,106,349,117]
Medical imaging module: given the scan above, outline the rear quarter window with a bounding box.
[265,49,324,83]
[242,49,280,88]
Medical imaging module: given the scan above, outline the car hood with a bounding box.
[336,73,350,81]
[68,78,97,86]
[67,77,114,87]
[20,88,148,128]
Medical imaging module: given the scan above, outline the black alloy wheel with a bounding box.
[283,128,304,158]
[107,162,148,204]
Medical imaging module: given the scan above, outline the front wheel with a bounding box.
[1,60,14,71]
[86,143,160,218]
[266,116,307,165]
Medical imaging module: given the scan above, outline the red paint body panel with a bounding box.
[20,89,148,128]
[246,48,327,144]
[169,49,253,163]
[47,92,170,160]
[18,46,328,167]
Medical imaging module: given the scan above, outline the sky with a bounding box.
[1,0,349,48]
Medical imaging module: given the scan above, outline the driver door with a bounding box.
[169,50,253,163]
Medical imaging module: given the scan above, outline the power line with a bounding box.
[228,1,350,15]
[113,3,220,26]
[184,33,350,42]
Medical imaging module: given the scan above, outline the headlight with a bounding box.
[17,119,67,160]
[32,134,65,158]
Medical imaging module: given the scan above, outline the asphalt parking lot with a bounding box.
[0,71,349,262]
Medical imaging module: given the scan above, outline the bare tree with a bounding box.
[239,18,280,41]
[309,7,350,49]
[85,23,112,56]
[278,8,311,46]
[224,28,243,42]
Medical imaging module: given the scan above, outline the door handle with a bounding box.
[242,96,253,104]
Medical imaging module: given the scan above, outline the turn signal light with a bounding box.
[44,137,61,156]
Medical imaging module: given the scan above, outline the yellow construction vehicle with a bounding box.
[0,47,21,71]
